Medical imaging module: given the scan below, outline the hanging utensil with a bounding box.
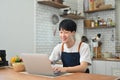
[51,14,59,25]
[111,29,114,41]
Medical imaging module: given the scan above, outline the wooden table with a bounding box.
[0,67,118,80]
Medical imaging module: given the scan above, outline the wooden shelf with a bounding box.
[60,14,85,20]
[37,1,69,9]
[84,8,115,13]
[84,25,115,29]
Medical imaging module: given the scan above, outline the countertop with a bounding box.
[93,58,120,62]
[0,67,118,80]
[56,58,120,63]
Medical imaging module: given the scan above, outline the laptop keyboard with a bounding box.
[54,71,66,76]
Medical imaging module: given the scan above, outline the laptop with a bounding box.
[21,53,64,76]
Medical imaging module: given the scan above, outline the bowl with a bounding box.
[102,52,112,58]
[12,62,25,72]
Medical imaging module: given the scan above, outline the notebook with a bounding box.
[21,53,64,76]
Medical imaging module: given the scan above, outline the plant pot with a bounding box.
[12,62,25,72]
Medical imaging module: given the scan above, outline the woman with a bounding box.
[49,19,91,73]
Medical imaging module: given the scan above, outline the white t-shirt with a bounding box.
[49,41,92,65]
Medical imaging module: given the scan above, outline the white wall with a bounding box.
[64,0,78,10]
[116,0,120,44]
[0,0,35,60]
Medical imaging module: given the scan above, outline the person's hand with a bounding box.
[52,66,67,73]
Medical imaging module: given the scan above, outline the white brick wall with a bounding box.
[63,0,78,10]
[36,3,61,54]
[36,0,118,55]
[84,10,116,54]
[116,0,120,53]
[36,0,84,54]
[81,0,116,55]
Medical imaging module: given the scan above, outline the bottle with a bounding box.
[107,18,111,27]
[110,19,113,26]
[89,0,94,11]
[83,0,89,11]
[97,16,101,26]
[91,19,95,28]
[95,20,98,27]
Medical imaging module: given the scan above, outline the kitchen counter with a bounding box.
[0,67,118,80]
[56,57,120,63]
[93,58,120,62]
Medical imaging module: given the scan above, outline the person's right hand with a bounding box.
[52,66,67,73]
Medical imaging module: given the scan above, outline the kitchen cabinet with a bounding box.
[37,0,69,9]
[92,60,106,75]
[106,61,117,76]
[88,64,93,74]
[106,61,120,76]
[92,60,120,76]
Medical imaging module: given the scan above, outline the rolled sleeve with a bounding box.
[49,44,61,62]
[80,43,92,65]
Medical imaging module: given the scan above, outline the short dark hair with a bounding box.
[59,19,77,32]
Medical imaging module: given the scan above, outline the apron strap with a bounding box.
[61,43,64,52]
[61,42,82,52]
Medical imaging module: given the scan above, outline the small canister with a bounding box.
[84,19,91,28]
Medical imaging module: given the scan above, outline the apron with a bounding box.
[61,42,89,73]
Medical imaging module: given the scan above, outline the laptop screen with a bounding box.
[21,53,55,76]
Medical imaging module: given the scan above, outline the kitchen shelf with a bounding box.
[37,1,69,9]
[84,25,115,29]
[84,8,115,13]
[60,14,85,20]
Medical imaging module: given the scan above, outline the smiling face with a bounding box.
[59,29,75,43]
[59,19,77,44]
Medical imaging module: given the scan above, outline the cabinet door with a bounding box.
[106,61,117,76]
[111,61,120,76]
[88,64,93,73]
[92,60,106,75]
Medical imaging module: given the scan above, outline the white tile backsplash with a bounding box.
[83,0,116,54]
[36,3,61,54]
[115,0,120,53]
[35,0,118,55]
[85,28,116,54]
